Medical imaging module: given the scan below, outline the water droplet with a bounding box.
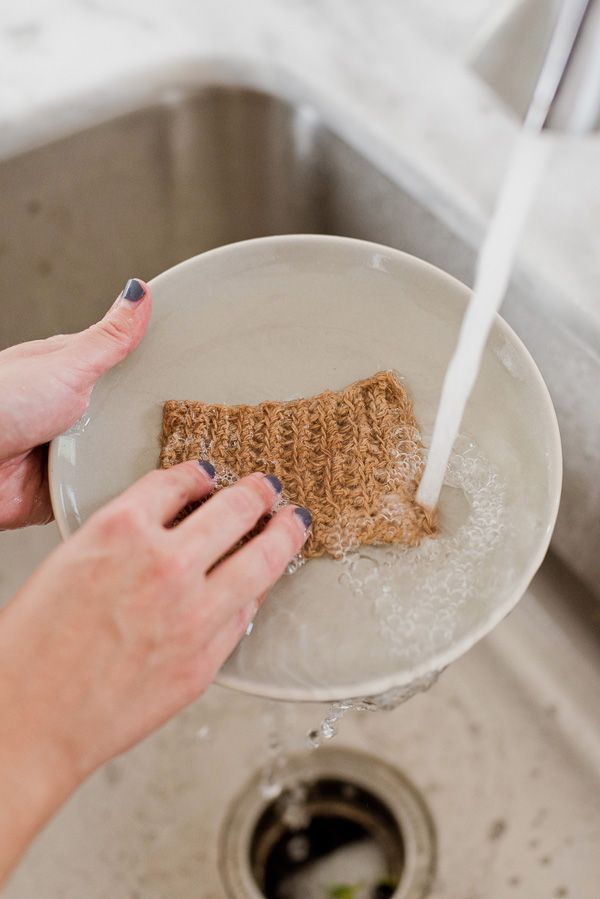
[260,780,283,800]
[286,554,306,575]
[287,835,310,862]
[322,722,335,740]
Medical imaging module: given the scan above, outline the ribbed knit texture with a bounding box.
[160,370,436,557]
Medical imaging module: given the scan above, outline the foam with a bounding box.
[331,434,510,665]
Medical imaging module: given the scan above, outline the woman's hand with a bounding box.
[0,460,310,881]
[0,278,151,529]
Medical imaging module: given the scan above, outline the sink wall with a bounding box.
[0,87,473,349]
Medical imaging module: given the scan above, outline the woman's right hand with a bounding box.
[0,462,310,880]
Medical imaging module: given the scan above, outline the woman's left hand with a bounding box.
[0,279,151,528]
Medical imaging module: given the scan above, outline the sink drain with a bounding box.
[219,747,435,899]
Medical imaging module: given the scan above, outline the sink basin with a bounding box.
[1,75,599,898]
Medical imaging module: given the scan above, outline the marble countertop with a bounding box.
[0,0,599,345]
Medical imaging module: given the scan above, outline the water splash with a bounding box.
[307,701,356,749]
[259,702,289,800]
[306,671,440,748]
[280,780,311,831]
[195,724,212,742]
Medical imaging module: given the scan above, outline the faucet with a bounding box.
[470,0,600,133]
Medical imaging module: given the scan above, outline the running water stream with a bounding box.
[416,131,551,511]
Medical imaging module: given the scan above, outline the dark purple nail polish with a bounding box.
[121,278,145,302]
[198,460,216,479]
[264,474,282,495]
[294,506,312,531]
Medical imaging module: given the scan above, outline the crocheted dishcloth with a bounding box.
[159,370,436,558]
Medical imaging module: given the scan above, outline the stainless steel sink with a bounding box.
[1,79,599,899]
[0,85,476,351]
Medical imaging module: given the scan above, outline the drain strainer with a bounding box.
[219,747,436,899]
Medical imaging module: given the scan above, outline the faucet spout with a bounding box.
[529,0,600,132]
[471,0,600,133]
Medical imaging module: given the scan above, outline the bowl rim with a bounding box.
[49,233,563,702]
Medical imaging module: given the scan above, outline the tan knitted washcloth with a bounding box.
[160,370,436,558]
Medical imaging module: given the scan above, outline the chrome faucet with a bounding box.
[471,0,600,133]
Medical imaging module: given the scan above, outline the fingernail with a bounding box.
[294,506,313,532]
[263,474,282,495]
[121,278,145,302]
[198,460,216,479]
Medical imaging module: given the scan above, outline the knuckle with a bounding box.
[143,468,166,488]
[143,467,177,494]
[224,483,262,521]
[151,545,186,584]
[273,513,302,555]
[164,465,197,502]
[95,500,143,537]
[149,552,171,583]
[140,463,202,509]
[253,535,287,581]
[95,314,131,346]
[283,511,305,549]
[132,469,163,501]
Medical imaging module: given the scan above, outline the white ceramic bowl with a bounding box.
[50,235,562,703]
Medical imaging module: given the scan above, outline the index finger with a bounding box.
[114,460,215,526]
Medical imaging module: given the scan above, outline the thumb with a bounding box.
[73,278,152,380]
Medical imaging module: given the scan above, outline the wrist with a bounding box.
[0,712,80,820]
[0,616,82,883]
[0,713,80,886]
